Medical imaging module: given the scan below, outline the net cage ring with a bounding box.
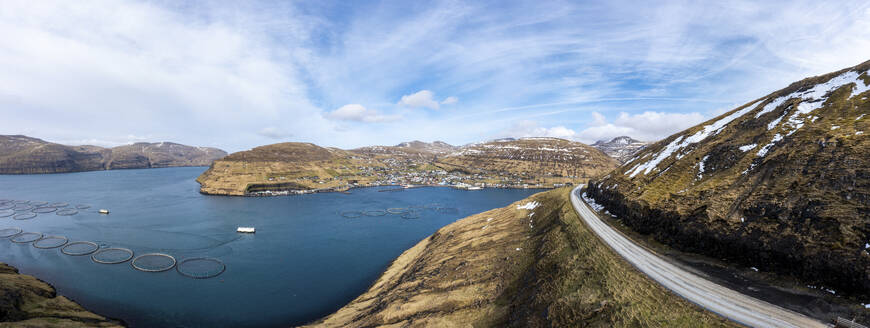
[75,204,91,210]
[48,202,69,208]
[340,211,363,218]
[0,203,15,210]
[32,235,69,249]
[61,241,100,256]
[386,207,409,215]
[13,200,30,204]
[176,257,227,279]
[362,210,388,217]
[29,201,49,207]
[0,227,23,238]
[0,209,15,218]
[131,253,177,272]
[401,211,422,219]
[32,207,58,214]
[92,248,134,264]
[13,205,34,212]
[56,209,79,216]
[11,232,43,244]
[13,212,38,220]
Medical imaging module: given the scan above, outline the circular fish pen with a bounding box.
[56,209,79,216]
[13,200,29,204]
[49,202,69,208]
[176,257,226,279]
[33,236,68,249]
[340,211,363,218]
[401,211,421,219]
[75,204,91,210]
[0,209,15,218]
[424,203,443,209]
[32,207,58,214]
[11,232,43,244]
[29,201,49,207]
[132,253,176,272]
[0,227,23,238]
[386,207,408,215]
[61,241,100,256]
[0,203,15,210]
[362,210,387,217]
[13,212,37,220]
[13,204,33,212]
[92,248,134,264]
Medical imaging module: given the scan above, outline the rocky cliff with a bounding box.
[0,135,227,174]
[0,262,123,327]
[586,60,870,298]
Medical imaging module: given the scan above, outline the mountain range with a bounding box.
[0,135,227,174]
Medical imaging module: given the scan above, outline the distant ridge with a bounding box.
[591,136,649,163]
[0,135,227,174]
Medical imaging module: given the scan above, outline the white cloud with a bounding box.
[325,104,399,123]
[398,90,440,110]
[441,96,458,105]
[257,127,292,140]
[501,120,577,139]
[576,111,705,143]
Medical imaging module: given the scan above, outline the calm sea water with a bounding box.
[0,167,543,327]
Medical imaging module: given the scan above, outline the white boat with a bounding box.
[98,209,110,214]
[467,186,483,190]
[237,227,256,233]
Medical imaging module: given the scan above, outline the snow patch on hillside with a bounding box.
[516,201,540,210]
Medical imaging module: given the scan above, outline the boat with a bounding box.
[98,209,109,214]
[237,227,256,233]
[467,186,483,190]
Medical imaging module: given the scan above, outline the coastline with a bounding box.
[0,262,124,327]
[200,182,574,197]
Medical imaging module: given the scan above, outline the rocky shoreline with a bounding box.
[0,262,123,327]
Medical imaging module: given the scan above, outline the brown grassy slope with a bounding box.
[587,59,870,298]
[307,188,733,327]
[197,142,378,195]
[436,138,618,181]
[0,263,122,327]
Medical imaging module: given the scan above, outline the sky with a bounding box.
[2,0,870,152]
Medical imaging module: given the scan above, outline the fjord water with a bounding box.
[0,167,543,327]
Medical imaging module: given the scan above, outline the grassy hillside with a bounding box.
[587,60,870,298]
[197,138,618,196]
[308,188,733,327]
[0,263,122,327]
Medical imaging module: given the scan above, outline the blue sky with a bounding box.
[2,0,870,152]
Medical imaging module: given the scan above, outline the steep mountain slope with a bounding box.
[592,136,650,162]
[586,60,870,297]
[0,135,226,174]
[308,189,732,327]
[436,137,618,182]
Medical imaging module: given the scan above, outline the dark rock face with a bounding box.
[0,135,227,174]
[587,60,870,298]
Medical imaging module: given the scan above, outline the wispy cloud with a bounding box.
[325,104,400,123]
[1,0,869,151]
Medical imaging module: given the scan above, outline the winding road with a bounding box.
[570,185,828,328]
